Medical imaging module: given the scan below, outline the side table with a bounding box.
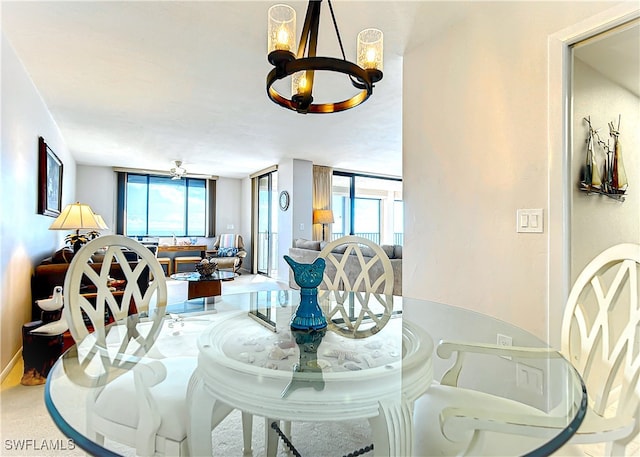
[170,271,235,301]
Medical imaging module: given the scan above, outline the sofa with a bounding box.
[32,253,148,321]
[287,238,402,296]
[23,253,149,385]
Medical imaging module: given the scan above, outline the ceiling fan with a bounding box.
[170,160,187,180]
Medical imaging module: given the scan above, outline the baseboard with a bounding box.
[1,348,22,384]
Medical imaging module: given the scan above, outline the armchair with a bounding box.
[413,243,640,456]
[208,234,246,274]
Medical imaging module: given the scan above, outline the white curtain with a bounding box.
[312,165,333,241]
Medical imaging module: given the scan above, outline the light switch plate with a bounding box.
[516,209,543,233]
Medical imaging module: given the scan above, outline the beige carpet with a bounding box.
[0,274,373,457]
[0,376,371,457]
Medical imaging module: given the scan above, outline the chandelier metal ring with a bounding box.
[266,55,382,114]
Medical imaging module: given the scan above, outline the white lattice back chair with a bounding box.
[62,235,196,456]
[560,242,640,455]
[318,236,395,339]
[413,243,640,456]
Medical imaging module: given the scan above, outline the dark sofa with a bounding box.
[31,261,148,321]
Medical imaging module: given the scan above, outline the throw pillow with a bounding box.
[218,247,238,257]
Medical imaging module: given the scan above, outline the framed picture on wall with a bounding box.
[37,136,63,217]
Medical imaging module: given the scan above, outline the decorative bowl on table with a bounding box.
[195,260,217,277]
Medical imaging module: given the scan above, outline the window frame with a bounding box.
[332,171,403,245]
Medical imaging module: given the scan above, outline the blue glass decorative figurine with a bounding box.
[284,255,327,331]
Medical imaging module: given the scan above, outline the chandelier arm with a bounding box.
[304,0,321,98]
[327,0,347,61]
[297,0,319,59]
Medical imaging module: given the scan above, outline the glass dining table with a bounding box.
[44,290,586,457]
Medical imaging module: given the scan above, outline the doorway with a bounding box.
[547,4,639,347]
[569,19,639,283]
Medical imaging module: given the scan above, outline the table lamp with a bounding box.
[49,202,107,253]
[313,209,334,241]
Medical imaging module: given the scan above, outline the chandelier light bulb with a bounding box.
[276,27,290,50]
[365,49,377,67]
[292,71,309,96]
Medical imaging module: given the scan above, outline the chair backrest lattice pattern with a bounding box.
[318,235,394,298]
[63,235,167,369]
[562,243,640,423]
[320,289,394,339]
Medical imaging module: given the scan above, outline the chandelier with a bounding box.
[267,1,383,114]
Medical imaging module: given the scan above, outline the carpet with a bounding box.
[0,381,372,457]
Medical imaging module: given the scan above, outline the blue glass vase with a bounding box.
[284,255,327,331]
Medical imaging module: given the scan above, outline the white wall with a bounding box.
[1,34,76,376]
[276,159,313,283]
[291,159,313,243]
[277,160,295,282]
[216,177,242,236]
[77,165,117,233]
[571,58,640,281]
[402,1,617,342]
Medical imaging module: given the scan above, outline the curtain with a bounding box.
[312,165,333,241]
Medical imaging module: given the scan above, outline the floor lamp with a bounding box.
[313,209,334,241]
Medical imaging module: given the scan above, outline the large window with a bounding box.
[332,172,403,245]
[119,173,208,237]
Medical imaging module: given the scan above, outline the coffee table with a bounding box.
[170,270,234,300]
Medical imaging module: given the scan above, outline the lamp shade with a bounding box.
[357,28,383,71]
[268,4,296,53]
[49,202,104,231]
[94,214,109,230]
[313,209,334,225]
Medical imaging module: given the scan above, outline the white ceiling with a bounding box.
[2,2,637,179]
[1,0,452,179]
[573,20,640,98]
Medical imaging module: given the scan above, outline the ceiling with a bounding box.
[2,2,637,180]
[573,20,640,98]
[1,0,454,179]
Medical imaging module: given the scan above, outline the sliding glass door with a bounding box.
[256,171,278,277]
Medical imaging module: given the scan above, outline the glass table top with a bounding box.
[45,290,586,457]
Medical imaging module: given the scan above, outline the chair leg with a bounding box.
[241,412,253,456]
[265,418,279,457]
